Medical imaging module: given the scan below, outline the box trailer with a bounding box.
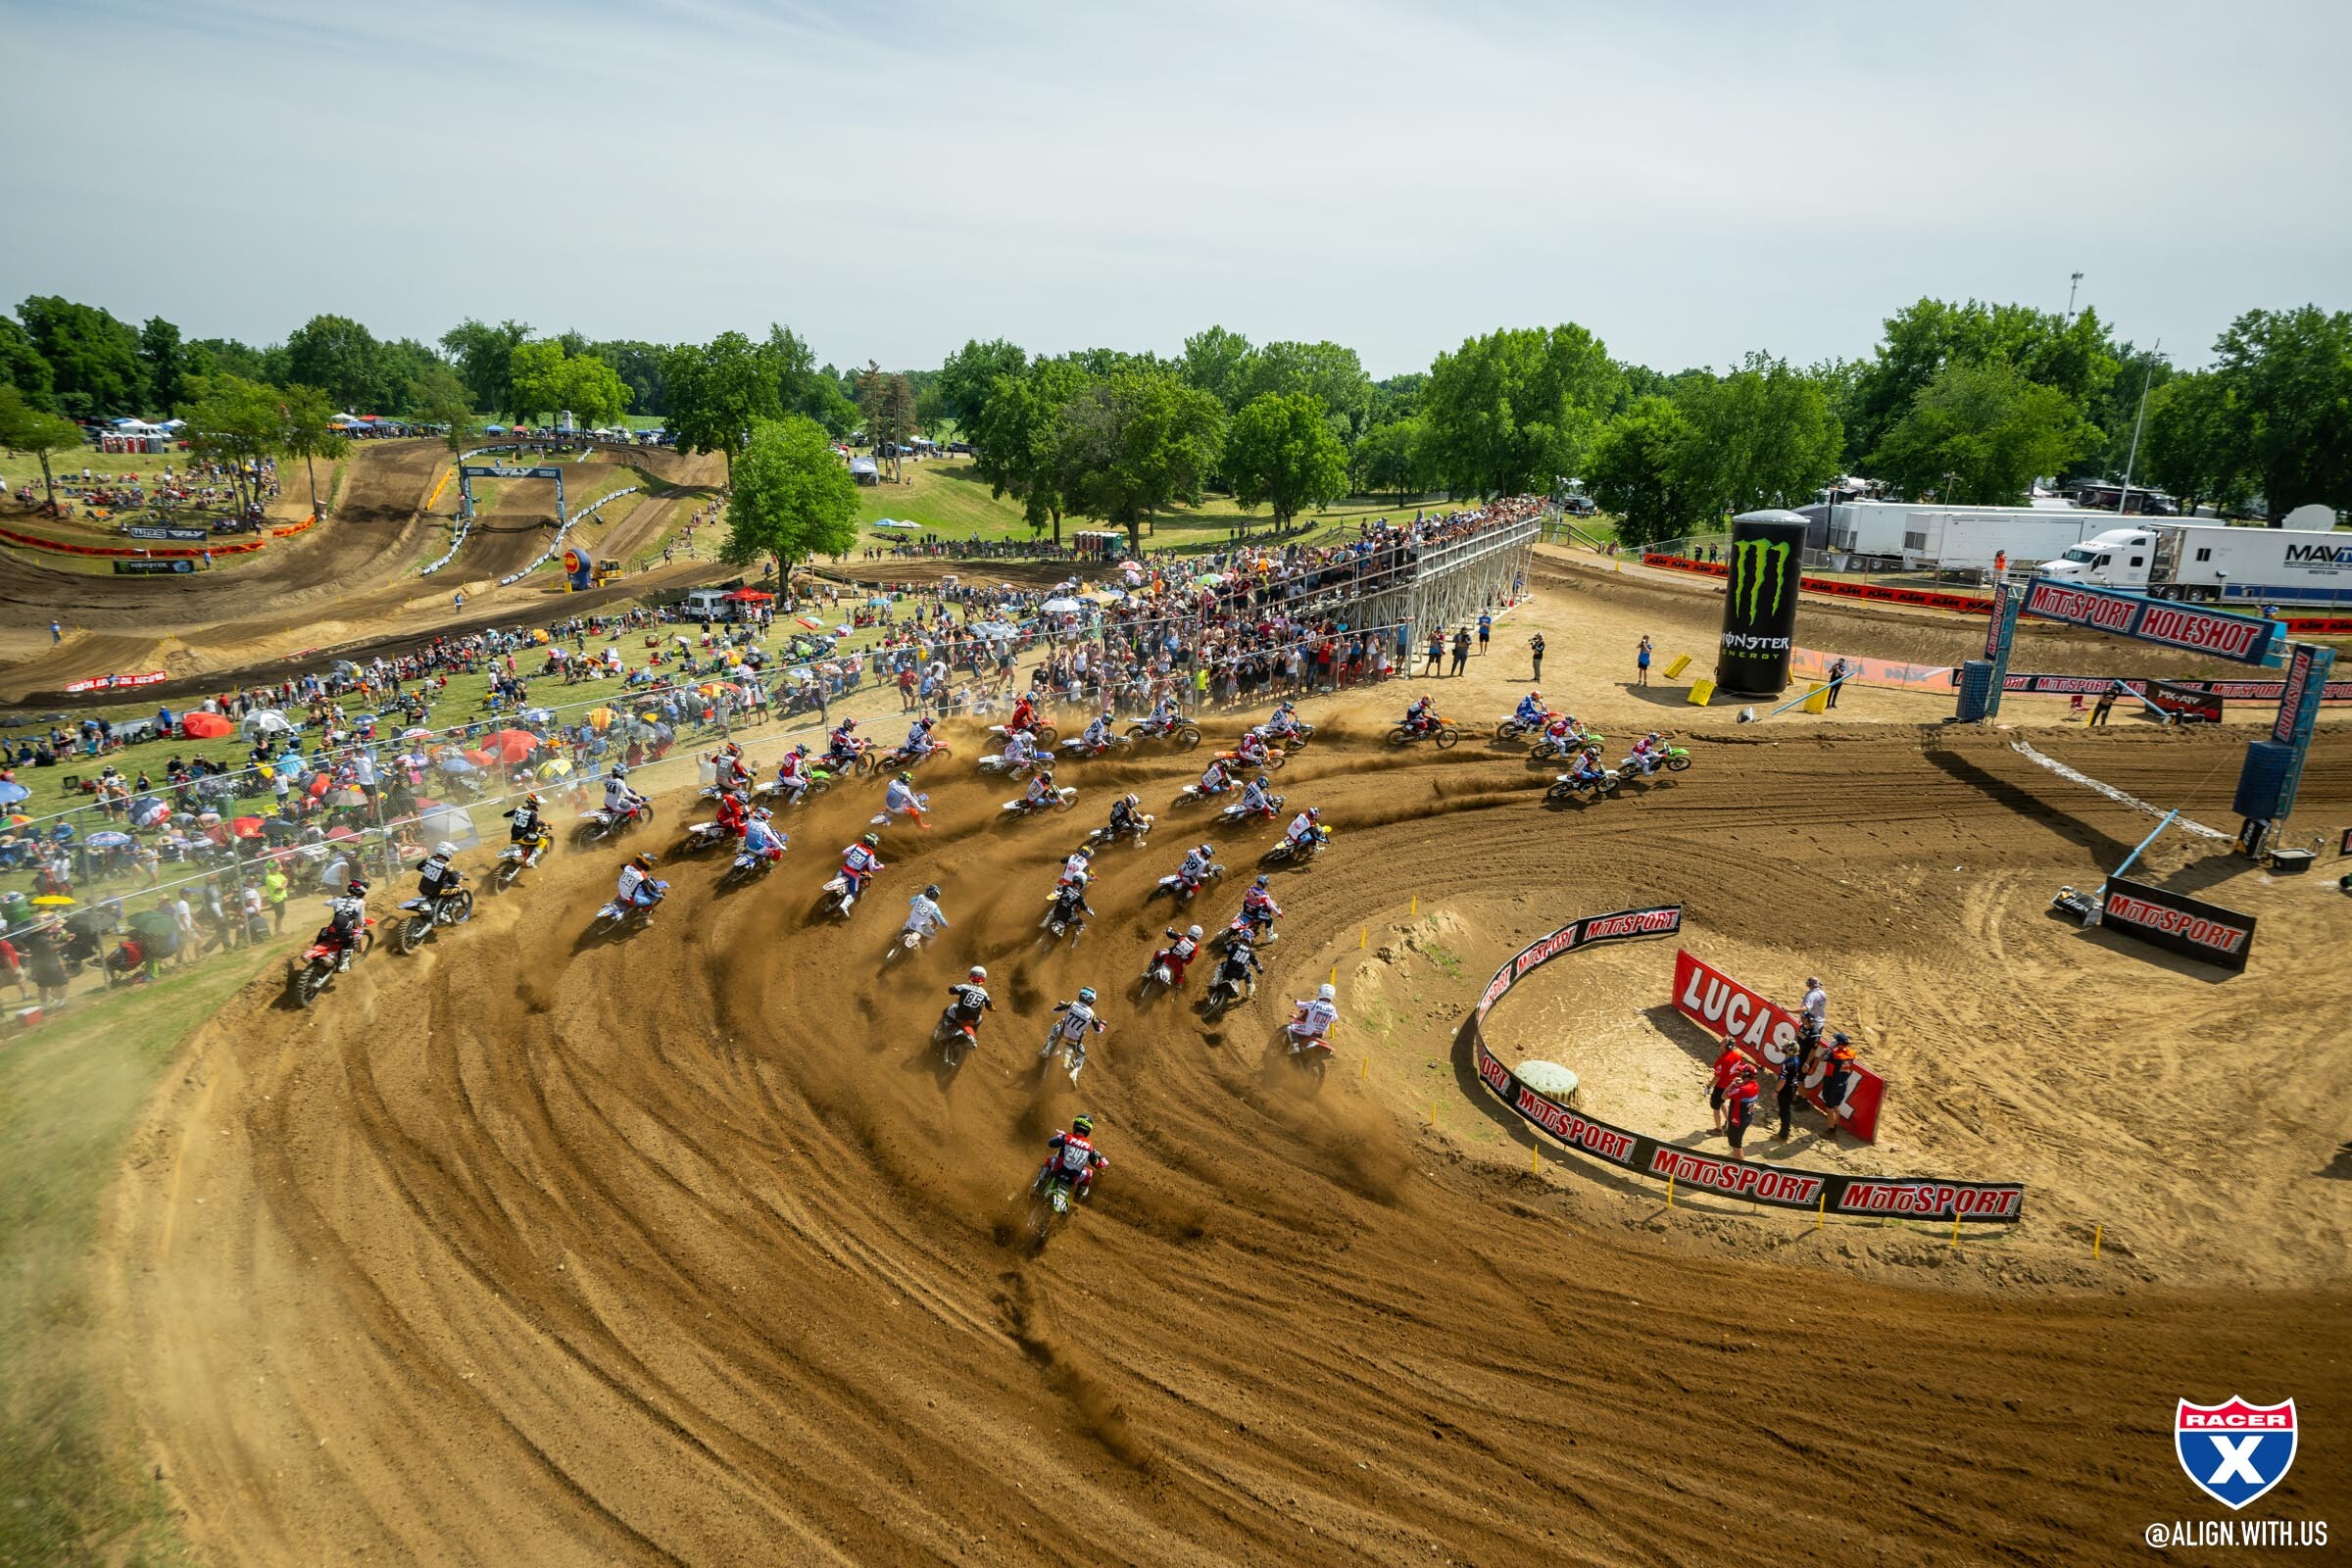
[1825,501,2104,570]
[2036,522,2352,605]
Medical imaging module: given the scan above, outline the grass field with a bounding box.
[846,454,1473,556]
[0,950,282,1567]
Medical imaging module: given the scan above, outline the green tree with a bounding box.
[662,331,783,484]
[278,384,342,519]
[1842,298,2120,466]
[1225,391,1349,530]
[439,318,532,420]
[137,317,197,414]
[1867,359,2098,505]
[1586,397,1712,547]
[1352,416,1429,508]
[974,358,1091,543]
[589,339,670,417]
[1673,355,1845,514]
[17,296,146,417]
[178,374,287,516]
[563,354,632,428]
[0,315,55,408]
[720,415,859,577]
[1050,367,1226,555]
[938,337,1028,434]
[283,314,389,412]
[0,383,88,515]
[186,336,271,385]
[2139,371,2247,515]
[410,363,479,480]
[507,339,570,423]
[854,362,920,480]
[1179,325,1257,412]
[2208,305,2352,515]
[1422,323,1620,499]
[1236,341,1374,444]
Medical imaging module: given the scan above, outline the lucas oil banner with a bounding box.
[1669,950,1885,1144]
[1466,909,2021,1223]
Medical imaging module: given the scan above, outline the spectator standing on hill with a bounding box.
[1477,611,1492,656]
[1775,1037,1805,1140]
[1827,657,1847,709]
[1424,628,1444,676]
[1529,632,1545,681]
[1636,635,1653,687]
[1449,626,1471,675]
[264,865,288,932]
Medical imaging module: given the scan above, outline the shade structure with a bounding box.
[481,729,542,762]
[182,711,233,739]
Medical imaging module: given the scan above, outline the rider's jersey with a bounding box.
[715,794,748,830]
[885,778,922,813]
[1002,730,1035,764]
[1083,716,1111,748]
[507,804,542,840]
[904,722,932,752]
[744,820,786,856]
[603,777,639,811]
[1285,812,1318,843]
[417,853,460,896]
[1293,997,1339,1036]
[1024,775,1056,805]
[828,725,858,754]
[778,755,808,783]
[1162,933,1200,962]
[946,982,991,1020]
[1050,1000,1103,1040]
[1046,1130,1100,1175]
[1179,849,1215,882]
[904,894,948,934]
[1052,879,1090,913]
[325,894,366,932]
[1010,700,1037,731]
[1199,760,1228,790]
[1061,853,1091,882]
[1107,801,1139,831]
[843,844,883,878]
[1406,699,1432,721]
[1240,781,1276,813]
[1242,886,1279,918]
[1219,943,1260,977]
[616,864,653,901]
[1516,696,1546,724]
[1152,699,1182,725]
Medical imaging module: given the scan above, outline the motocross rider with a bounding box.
[1403,695,1436,735]
[1232,729,1272,770]
[1145,694,1185,733]
[1631,731,1665,773]
[941,965,993,1043]
[1152,923,1203,986]
[903,882,950,943]
[712,788,749,837]
[503,792,551,864]
[1048,869,1094,929]
[999,726,1039,772]
[1239,875,1282,937]
[1282,808,1325,854]
[773,745,814,805]
[1288,982,1340,1051]
[1039,1112,1106,1198]
[1104,793,1147,841]
[1020,767,1061,810]
[416,841,465,910]
[1238,773,1280,819]
[604,764,647,820]
[318,878,369,970]
[1196,756,1233,797]
[1038,990,1107,1081]
[901,715,937,760]
[1079,711,1113,753]
[1058,844,1095,886]
[742,807,788,862]
[1568,746,1608,789]
[840,833,884,902]
[1176,842,1220,893]
[1262,700,1303,743]
[1212,934,1262,996]
[1514,691,1549,729]
[716,741,754,793]
[1007,692,1040,735]
[616,853,663,919]
[826,718,863,769]
[882,771,928,827]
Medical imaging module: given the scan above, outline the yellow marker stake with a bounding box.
[1950,1213,1961,1247]
[1359,1054,1366,1080]
[1667,1174,1675,1211]
[1531,1142,1541,1174]
[2093,1224,2102,1260]
[1360,926,1366,949]
[1330,967,1337,986]
[1411,895,1417,916]
[1817,1191,1825,1231]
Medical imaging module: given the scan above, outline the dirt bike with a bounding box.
[586,882,665,941]
[1387,717,1462,749]
[489,836,549,893]
[1284,1028,1335,1088]
[1620,745,1692,778]
[1058,732,1132,760]
[678,818,737,855]
[1027,1165,1093,1245]
[1002,786,1077,818]
[976,751,1047,777]
[1531,729,1605,761]
[1137,950,1191,1000]
[1084,811,1154,849]
[1262,825,1331,864]
[1255,720,1314,752]
[882,925,937,965]
[1494,711,1558,743]
[1039,891,1091,946]
[1217,910,1278,950]
[1214,745,1284,773]
[878,742,954,772]
[987,718,1060,749]
[721,845,782,888]
[753,766,835,806]
[1124,717,1201,750]
[289,918,374,1008]
[393,887,473,956]
[1218,790,1287,827]
[1152,863,1223,903]
[1546,765,1622,802]
[1171,781,1236,807]
[1203,958,1255,1015]
[932,1007,980,1071]
[572,799,654,847]
[815,870,871,920]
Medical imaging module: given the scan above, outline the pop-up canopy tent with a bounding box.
[722,589,774,604]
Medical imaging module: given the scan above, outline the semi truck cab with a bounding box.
[2040,528,2159,590]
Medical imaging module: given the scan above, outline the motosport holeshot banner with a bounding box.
[1466,907,2025,1225]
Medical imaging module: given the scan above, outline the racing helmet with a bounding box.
[630,853,657,871]
[434,840,457,858]
[924,883,941,900]
[860,832,880,848]
[1318,982,1336,1001]
[841,718,857,730]
[1305,808,1321,820]
[1075,845,1094,859]
[968,965,987,982]
[897,771,913,784]
[1123,793,1139,808]
[1198,842,1214,858]
[1077,987,1098,1005]
[1071,1113,1094,1136]
[523,793,542,808]
[1253,875,1269,889]
[611,764,629,779]
[724,741,742,758]
[345,879,368,898]
[752,807,772,821]
[1187,924,1202,940]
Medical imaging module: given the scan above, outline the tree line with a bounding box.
[5,294,2345,552]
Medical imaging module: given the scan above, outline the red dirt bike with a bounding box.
[290,917,374,1007]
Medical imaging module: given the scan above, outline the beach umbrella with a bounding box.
[461,748,495,766]
[88,831,133,848]
[1042,597,1082,612]
[587,706,617,730]
[30,895,75,906]
[537,759,573,779]
[328,787,366,807]
[239,710,294,738]
[229,817,264,840]
[198,810,222,825]
[326,826,361,843]
[521,707,555,723]
[482,728,541,762]
[0,781,28,807]
[128,907,177,942]
[438,756,479,775]
[182,711,233,739]
[134,802,172,827]
[402,726,432,739]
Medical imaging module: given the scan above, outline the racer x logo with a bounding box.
[2177,1398,2297,1509]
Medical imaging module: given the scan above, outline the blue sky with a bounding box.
[4,0,2345,374]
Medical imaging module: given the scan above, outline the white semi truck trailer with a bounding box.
[2035,521,2352,606]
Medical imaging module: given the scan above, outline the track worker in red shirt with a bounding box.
[1709,1041,1745,1132]
[1722,1063,1762,1161]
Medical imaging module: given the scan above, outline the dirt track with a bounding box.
[107,712,2352,1566]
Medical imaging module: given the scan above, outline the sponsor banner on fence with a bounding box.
[63,670,169,693]
[122,524,213,542]
[1642,555,1996,615]
[2021,580,2278,665]
[2098,876,2256,972]
[1669,950,1885,1143]
[1975,671,2352,705]
[113,558,197,575]
[1791,648,1956,694]
[1466,908,2022,1223]
[0,524,262,560]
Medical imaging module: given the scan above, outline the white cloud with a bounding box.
[2,0,2343,373]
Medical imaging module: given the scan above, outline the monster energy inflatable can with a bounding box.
[1715,511,1807,696]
